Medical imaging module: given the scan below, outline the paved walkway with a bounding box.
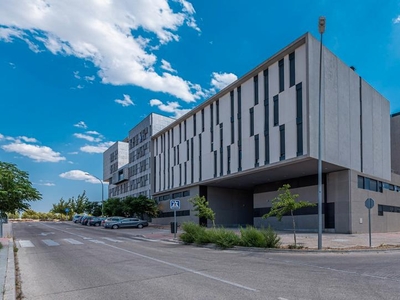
[0,222,15,300]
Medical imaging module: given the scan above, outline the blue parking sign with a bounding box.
[170,200,180,210]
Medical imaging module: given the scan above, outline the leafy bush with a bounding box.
[179,222,206,244]
[211,228,241,249]
[0,243,3,250]
[261,225,281,248]
[240,226,267,247]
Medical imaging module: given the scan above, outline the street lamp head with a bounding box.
[319,16,326,34]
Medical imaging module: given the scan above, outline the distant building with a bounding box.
[103,113,174,199]
[149,33,400,233]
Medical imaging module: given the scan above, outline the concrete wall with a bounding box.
[207,187,253,227]
[307,34,391,181]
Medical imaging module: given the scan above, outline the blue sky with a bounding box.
[0,0,400,213]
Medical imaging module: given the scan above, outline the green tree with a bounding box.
[85,201,102,216]
[103,197,125,217]
[189,195,215,227]
[0,161,42,213]
[123,195,158,219]
[262,184,316,247]
[73,191,89,214]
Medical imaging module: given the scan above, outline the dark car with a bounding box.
[89,217,105,227]
[81,216,94,225]
[104,218,148,229]
[101,216,125,227]
[72,215,82,223]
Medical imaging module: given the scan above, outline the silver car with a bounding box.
[104,218,148,229]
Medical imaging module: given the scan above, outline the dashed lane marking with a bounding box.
[18,240,35,248]
[64,238,84,245]
[42,239,60,246]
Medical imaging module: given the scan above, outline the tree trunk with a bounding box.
[291,210,297,247]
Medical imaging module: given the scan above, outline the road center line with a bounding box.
[40,223,257,292]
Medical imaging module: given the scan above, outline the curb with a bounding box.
[3,239,15,300]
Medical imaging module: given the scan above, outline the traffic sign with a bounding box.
[65,208,70,213]
[365,198,375,209]
[170,200,180,210]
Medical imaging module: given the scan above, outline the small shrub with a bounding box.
[211,228,240,249]
[261,225,281,248]
[240,226,266,247]
[0,243,3,250]
[287,244,303,249]
[180,222,206,244]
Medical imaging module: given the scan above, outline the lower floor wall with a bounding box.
[151,170,400,234]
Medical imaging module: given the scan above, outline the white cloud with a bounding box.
[1,142,66,162]
[150,98,190,118]
[74,121,87,129]
[59,169,103,184]
[80,142,114,153]
[85,131,101,136]
[37,181,55,186]
[161,59,177,73]
[210,72,238,90]
[0,133,4,140]
[16,136,38,143]
[115,94,134,107]
[73,71,80,79]
[85,75,95,81]
[73,133,102,142]
[394,15,400,24]
[0,0,203,102]
[68,151,78,155]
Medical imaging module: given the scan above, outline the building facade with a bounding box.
[150,33,400,233]
[103,113,174,199]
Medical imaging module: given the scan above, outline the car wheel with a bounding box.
[137,224,143,229]
[112,224,119,229]
[95,223,100,227]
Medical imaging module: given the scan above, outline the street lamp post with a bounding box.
[85,173,104,216]
[318,16,326,250]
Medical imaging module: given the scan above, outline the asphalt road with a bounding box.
[13,222,400,300]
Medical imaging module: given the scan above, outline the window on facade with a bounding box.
[184,120,187,141]
[210,103,214,130]
[279,58,284,92]
[230,91,235,144]
[184,162,187,185]
[186,140,189,161]
[179,164,182,186]
[191,138,194,183]
[254,75,259,105]
[250,107,254,136]
[171,128,174,147]
[199,134,202,181]
[220,148,223,176]
[238,146,242,171]
[358,176,364,188]
[179,123,182,143]
[289,52,295,87]
[183,190,190,197]
[237,86,242,119]
[280,124,285,161]
[273,95,279,126]
[216,100,220,125]
[177,145,180,164]
[255,134,259,167]
[296,82,303,156]
[227,145,231,174]
[214,150,217,177]
[370,179,378,192]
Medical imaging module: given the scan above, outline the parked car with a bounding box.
[81,216,94,225]
[89,217,105,227]
[104,218,148,229]
[101,216,125,227]
[72,215,82,223]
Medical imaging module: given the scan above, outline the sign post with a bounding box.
[65,208,70,221]
[365,198,375,247]
[170,200,181,239]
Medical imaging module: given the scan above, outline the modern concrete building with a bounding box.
[103,113,174,199]
[150,32,400,233]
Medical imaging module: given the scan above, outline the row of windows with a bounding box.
[378,204,400,216]
[109,162,118,174]
[357,175,400,193]
[129,142,149,163]
[109,149,118,163]
[129,127,149,150]
[153,190,190,202]
[128,159,149,177]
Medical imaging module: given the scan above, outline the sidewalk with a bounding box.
[0,222,15,300]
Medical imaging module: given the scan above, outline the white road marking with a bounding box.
[89,240,105,244]
[40,223,257,292]
[18,240,35,248]
[63,238,83,245]
[40,232,54,236]
[278,297,289,300]
[42,239,59,246]
[102,237,123,243]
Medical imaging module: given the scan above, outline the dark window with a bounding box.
[370,179,378,192]
[184,162,187,185]
[156,138,158,155]
[238,146,242,171]
[210,103,214,129]
[179,164,182,186]
[177,145,180,164]
[230,91,235,144]
[263,69,269,100]
[199,134,202,181]
[227,145,231,174]
[296,82,303,156]
[220,123,223,147]
[279,58,284,92]
[280,124,285,161]
[220,148,223,176]
[186,140,189,160]
[171,128,174,147]
[214,151,217,177]
[184,120,187,141]
[264,132,270,165]
[273,95,279,126]
[216,100,220,125]
[358,176,364,189]
[201,109,204,132]
[254,75,259,105]
[255,134,259,167]
[173,147,176,165]
[183,190,190,197]
[172,192,183,199]
[191,138,194,183]
[193,114,196,136]
[364,177,370,190]
[237,86,242,119]
[250,107,254,136]
[289,52,295,87]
